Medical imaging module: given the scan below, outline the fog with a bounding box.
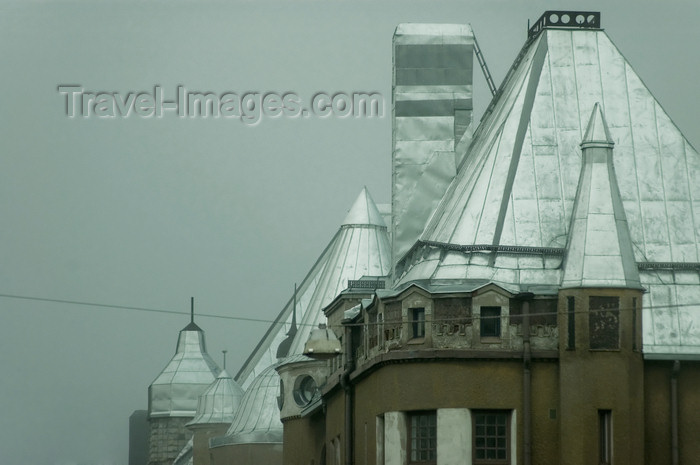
[0,1,697,464]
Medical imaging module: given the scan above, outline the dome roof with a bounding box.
[211,364,282,446]
[186,370,245,427]
[149,322,221,418]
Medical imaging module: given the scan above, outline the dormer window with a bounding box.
[411,308,426,338]
[480,307,501,338]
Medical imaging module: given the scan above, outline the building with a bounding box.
[147,308,224,465]
[144,10,700,465]
[278,11,700,465]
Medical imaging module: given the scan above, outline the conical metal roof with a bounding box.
[561,103,641,289]
[235,187,391,388]
[343,187,386,227]
[186,370,244,427]
[395,26,700,357]
[211,364,283,447]
[149,321,221,418]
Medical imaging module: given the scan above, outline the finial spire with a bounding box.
[222,350,227,369]
[190,296,194,324]
[581,102,614,148]
[289,283,298,335]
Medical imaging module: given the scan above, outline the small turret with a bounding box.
[147,300,221,465]
[561,103,641,289]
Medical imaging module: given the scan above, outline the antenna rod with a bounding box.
[190,297,194,323]
[222,350,227,370]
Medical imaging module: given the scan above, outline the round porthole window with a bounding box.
[293,375,318,407]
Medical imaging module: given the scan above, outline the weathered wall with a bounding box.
[148,417,192,465]
[335,359,560,465]
[209,442,283,465]
[644,360,700,465]
[190,425,227,465]
[282,414,326,465]
[558,289,645,465]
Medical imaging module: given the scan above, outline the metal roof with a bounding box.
[560,103,641,289]
[148,322,221,418]
[172,438,193,465]
[342,187,386,227]
[391,23,475,268]
[211,364,283,447]
[394,27,700,356]
[235,187,391,388]
[186,369,245,427]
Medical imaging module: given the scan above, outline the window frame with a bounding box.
[599,410,612,465]
[408,410,437,465]
[480,306,502,340]
[411,307,426,339]
[472,409,510,465]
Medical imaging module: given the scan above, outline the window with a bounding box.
[480,307,501,338]
[473,410,510,464]
[293,375,318,406]
[409,411,436,464]
[567,296,576,350]
[599,410,612,465]
[589,296,619,350]
[411,308,426,339]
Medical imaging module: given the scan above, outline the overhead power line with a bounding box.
[0,291,698,330]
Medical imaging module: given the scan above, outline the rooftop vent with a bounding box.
[528,11,601,39]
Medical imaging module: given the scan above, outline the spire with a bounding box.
[275,284,299,359]
[184,296,201,331]
[342,187,386,227]
[561,103,641,289]
[290,283,298,336]
[582,102,614,147]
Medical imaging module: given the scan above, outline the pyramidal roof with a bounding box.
[149,321,221,418]
[396,27,700,286]
[186,370,245,427]
[235,187,391,389]
[561,103,641,289]
[395,25,700,358]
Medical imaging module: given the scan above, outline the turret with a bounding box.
[147,302,220,465]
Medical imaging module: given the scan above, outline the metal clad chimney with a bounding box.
[392,23,475,271]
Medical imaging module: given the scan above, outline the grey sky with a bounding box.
[0,1,697,464]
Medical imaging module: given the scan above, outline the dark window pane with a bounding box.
[480,307,501,337]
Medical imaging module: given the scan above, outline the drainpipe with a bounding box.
[516,292,534,465]
[340,318,355,465]
[671,360,680,465]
